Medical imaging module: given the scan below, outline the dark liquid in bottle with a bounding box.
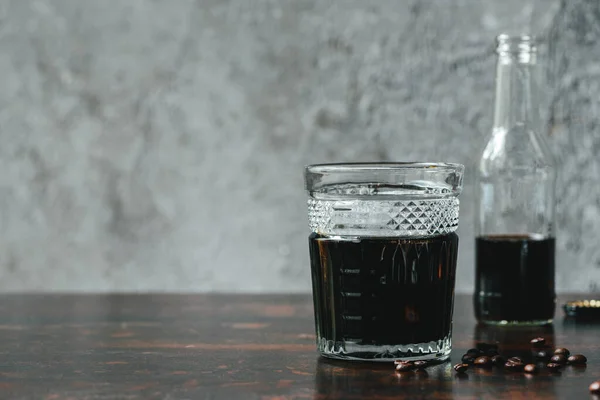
[474,235,555,324]
[309,232,458,359]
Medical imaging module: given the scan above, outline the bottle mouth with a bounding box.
[496,34,536,55]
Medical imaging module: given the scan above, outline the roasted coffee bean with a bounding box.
[461,354,476,364]
[554,348,570,357]
[590,381,600,394]
[508,357,524,364]
[523,364,538,374]
[504,361,524,371]
[530,337,546,347]
[491,355,506,366]
[474,356,492,368]
[567,354,587,365]
[550,355,567,365]
[485,349,499,357]
[534,350,551,359]
[453,363,469,373]
[413,360,428,368]
[466,348,481,355]
[546,362,562,371]
[395,361,415,372]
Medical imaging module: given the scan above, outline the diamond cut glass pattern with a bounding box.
[308,198,459,237]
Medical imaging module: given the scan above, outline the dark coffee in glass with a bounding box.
[304,163,464,362]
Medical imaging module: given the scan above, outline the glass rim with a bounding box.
[305,162,465,175]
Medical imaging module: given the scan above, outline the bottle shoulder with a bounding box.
[479,125,556,173]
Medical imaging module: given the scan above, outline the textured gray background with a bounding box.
[0,0,598,292]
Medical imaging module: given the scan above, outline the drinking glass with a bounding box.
[305,162,464,362]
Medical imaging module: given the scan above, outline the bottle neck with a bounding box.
[492,54,538,131]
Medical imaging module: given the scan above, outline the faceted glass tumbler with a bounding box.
[305,163,464,362]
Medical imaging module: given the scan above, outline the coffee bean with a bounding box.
[485,349,499,357]
[590,381,600,394]
[508,357,524,364]
[395,361,415,371]
[474,356,492,368]
[567,354,587,365]
[413,361,428,368]
[453,363,469,373]
[504,361,524,371]
[530,337,546,347]
[491,355,506,366]
[523,364,538,374]
[554,348,570,357]
[546,362,562,371]
[461,354,476,364]
[550,354,567,365]
[466,348,481,355]
[534,350,551,359]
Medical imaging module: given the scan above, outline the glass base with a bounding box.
[316,336,452,362]
[478,319,553,326]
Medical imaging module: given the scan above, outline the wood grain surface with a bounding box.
[0,294,599,399]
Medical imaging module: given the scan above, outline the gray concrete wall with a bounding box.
[0,0,598,292]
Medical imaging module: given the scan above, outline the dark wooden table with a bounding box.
[1,294,599,399]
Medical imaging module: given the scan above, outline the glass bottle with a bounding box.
[474,35,557,325]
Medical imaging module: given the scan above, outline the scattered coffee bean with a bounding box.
[567,354,587,365]
[523,364,538,374]
[466,348,481,355]
[485,349,499,357]
[530,337,546,347]
[550,354,567,365]
[504,361,524,371]
[546,362,562,371]
[462,354,476,364]
[590,380,600,394]
[413,361,428,368]
[474,356,492,368]
[554,348,570,357]
[534,350,551,359]
[453,363,469,373]
[395,361,415,372]
[491,355,506,366]
[508,357,524,364]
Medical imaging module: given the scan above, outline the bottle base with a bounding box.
[477,319,553,326]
